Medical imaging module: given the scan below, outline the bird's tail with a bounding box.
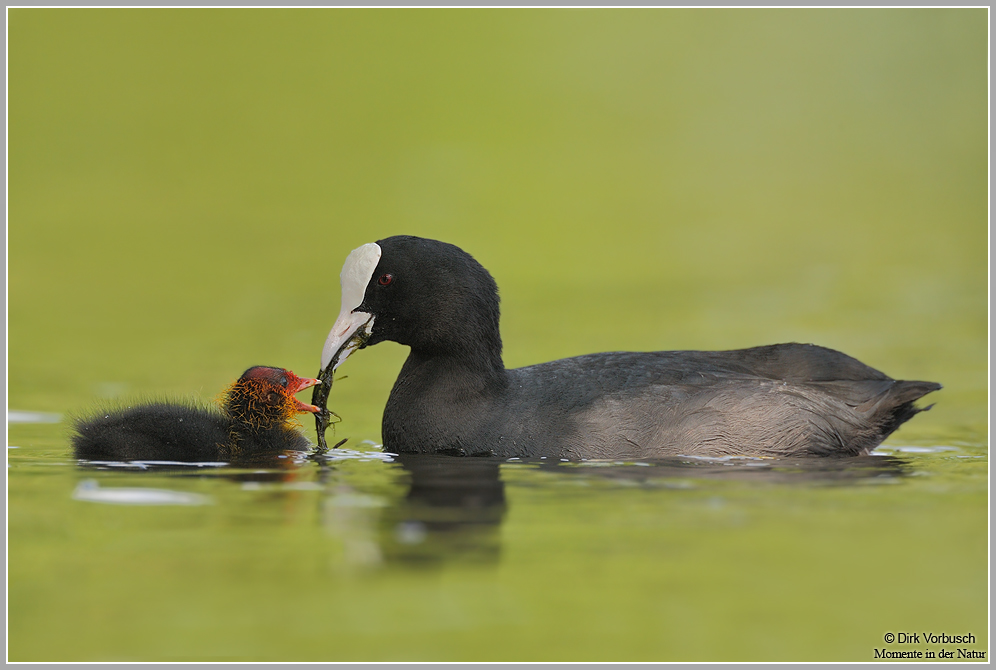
[873,380,942,441]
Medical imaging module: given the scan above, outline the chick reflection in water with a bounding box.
[319,454,506,567]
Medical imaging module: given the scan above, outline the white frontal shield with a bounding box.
[320,242,382,371]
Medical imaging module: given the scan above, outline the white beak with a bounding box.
[320,310,374,372]
[320,243,382,371]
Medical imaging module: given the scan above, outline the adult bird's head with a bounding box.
[320,235,503,375]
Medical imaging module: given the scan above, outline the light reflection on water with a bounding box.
[7,409,62,424]
[72,479,213,506]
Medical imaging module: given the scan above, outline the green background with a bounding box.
[7,8,988,662]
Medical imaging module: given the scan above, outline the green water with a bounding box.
[7,8,988,662]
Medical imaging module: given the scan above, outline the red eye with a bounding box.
[378,273,393,286]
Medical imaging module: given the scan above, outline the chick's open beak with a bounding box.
[288,375,320,414]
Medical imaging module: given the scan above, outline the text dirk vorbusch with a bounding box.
[887,633,976,645]
[876,632,984,660]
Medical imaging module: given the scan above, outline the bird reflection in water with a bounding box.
[530,451,913,486]
[315,449,912,568]
[76,446,912,569]
[315,453,507,568]
[382,454,506,565]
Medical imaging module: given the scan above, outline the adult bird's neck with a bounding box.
[385,343,509,456]
[402,336,509,396]
[403,306,507,386]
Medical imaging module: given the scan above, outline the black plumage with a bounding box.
[325,236,941,459]
[72,366,319,463]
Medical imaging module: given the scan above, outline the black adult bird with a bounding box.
[72,366,320,463]
[319,236,940,459]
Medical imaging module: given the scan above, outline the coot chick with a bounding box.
[319,236,941,459]
[72,366,320,463]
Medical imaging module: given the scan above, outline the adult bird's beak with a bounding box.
[319,242,382,373]
[320,311,374,374]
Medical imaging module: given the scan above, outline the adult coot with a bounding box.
[72,366,319,463]
[319,236,940,459]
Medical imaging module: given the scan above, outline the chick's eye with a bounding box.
[378,273,393,286]
[279,376,288,388]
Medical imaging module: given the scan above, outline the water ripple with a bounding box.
[72,479,212,506]
[317,447,396,463]
[7,410,61,424]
